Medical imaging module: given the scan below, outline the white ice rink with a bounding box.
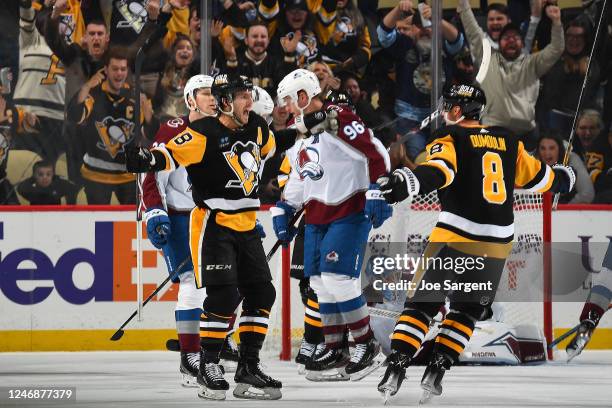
[1,351,610,408]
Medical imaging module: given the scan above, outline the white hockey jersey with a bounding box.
[283,105,390,225]
[142,117,194,213]
[14,5,65,121]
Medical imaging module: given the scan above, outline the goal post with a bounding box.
[266,191,555,361]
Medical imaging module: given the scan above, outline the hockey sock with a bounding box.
[176,271,206,353]
[579,303,605,327]
[238,308,270,351]
[340,295,372,343]
[176,309,202,353]
[433,311,475,363]
[200,311,232,362]
[304,292,324,344]
[391,309,430,357]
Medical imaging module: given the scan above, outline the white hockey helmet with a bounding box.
[251,86,274,125]
[276,68,321,112]
[184,74,214,113]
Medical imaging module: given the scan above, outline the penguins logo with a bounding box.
[95,116,134,159]
[224,141,261,195]
[295,143,324,181]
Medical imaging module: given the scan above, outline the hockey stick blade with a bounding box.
[166,338,180,352]
[547,323,581,350]
[110,254,191,341]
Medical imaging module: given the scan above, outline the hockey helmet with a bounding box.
[184,74,214,112]
[276,69,321,111]
[324,89,354,111]
[252,86,274,125]
[442,84,486,120]
[212,73,253,105]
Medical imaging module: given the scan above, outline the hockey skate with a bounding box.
[295,339,318,374]
[377,351,411,404]
[197,359,229,401]
[305,344,350,382]
[179,352,199,387]
[345,337,383,381]
[220,332,239,372]
[419,353,452,404]
[566,321,595,362]
[233,358,282,400]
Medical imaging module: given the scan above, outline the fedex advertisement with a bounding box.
[0,209,281,351]
[0,207,610,351]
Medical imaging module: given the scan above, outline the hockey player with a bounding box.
[566,241,612,361]
[271,68,392,381]
[126,74,282,400]
[141,75,217,387]
[375,84,576,403]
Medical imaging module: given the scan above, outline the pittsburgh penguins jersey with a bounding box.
[69,81,144,185]
[110,0,149,46]
[143,116,194,213]
[282,105,390,225]
[584,137,612,192]
[413,124,558,243]
[153,112,276,231]
[13,4,65,121]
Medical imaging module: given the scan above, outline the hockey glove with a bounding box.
[293,109,339,135]
[125,145,156,173]
[144,208,171,249]
[365,183,393,228]
[270,201,298,245]
[377,167,421,204]
[255,219,266,239]
[552,164,576,194]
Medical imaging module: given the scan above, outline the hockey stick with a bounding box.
[547,323,580,350]
[110,254,191,341]
[165,208,305,351]
[553,0,608,209]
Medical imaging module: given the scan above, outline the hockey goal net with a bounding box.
[263,191,553,360]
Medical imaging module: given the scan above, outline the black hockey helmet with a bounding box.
[324,89,354,110]
[442,84,486,120]
[212,73,254,105]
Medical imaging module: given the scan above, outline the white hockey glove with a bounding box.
[377,167,420,204]
[552,164,576,194]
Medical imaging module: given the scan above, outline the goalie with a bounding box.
[375,84,576,403]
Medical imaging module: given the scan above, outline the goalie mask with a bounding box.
[442,84,486,124]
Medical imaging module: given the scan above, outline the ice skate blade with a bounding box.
[233,382,282,400]
[305,368,350,382]
[380,389,392,405]
[198,385,226,400]
[181,373,198,388]
[297,363,306,375]
[419,390,433,405]
[349,355,384,381]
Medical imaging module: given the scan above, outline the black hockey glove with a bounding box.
[377,167,421,204]
[125,145,156,173]
[293,109,339,135]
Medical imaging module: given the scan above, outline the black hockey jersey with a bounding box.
[154,112,276,231]
[68,81,143,184]
[414,124,557,243]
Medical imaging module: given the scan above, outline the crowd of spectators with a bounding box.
[0,0,611,205]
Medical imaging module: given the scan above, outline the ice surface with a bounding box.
[0,351,610,407]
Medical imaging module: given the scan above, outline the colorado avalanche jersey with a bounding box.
[283,105,390,224]
[143,117,194,213]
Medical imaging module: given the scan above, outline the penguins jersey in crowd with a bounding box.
[152,112,276,231]
[14,3,65,121]
[143,116,195,214]
[413,124,561,243]
[67,81,146,184]
[282,105,389,225]
[585,137,612,192]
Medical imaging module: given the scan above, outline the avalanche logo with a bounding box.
[95,116,134,159]
[295,143,324,181]
[224,141,261,195]
[325,251,339,263]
